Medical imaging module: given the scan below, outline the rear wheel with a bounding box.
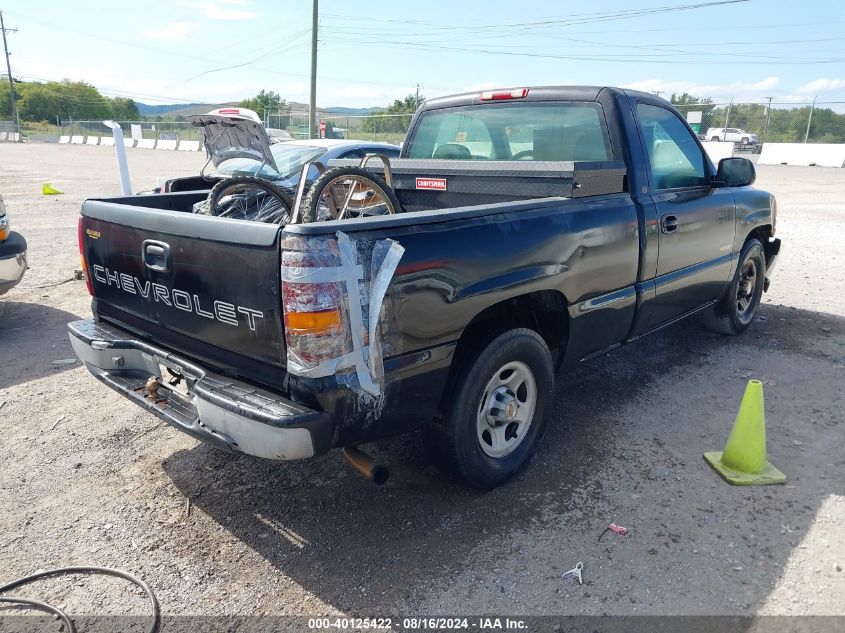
[301,166,401,223]
[711,136,721,142]
[205,176,293,224]
[429,328,554,489]
[701,238,765,335]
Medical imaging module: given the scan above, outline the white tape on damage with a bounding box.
[284,231,404,399]
[367,240,405,382]
[336,231,380,396]
[280,263,363,284]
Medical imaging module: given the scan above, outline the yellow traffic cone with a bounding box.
[42,182,64,195]
[704,379,786,486]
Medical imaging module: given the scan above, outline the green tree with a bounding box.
[110,97,139,120]
[361,93,423,135]
[239,89,285,116]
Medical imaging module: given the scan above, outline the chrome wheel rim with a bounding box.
[476,361,537,458]
[319,175,395,220]
[736,258,759,321]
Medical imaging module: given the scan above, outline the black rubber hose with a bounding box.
[0,596,75,632]
[0,566,160,633]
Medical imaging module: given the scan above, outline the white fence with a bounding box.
[757,143,845,168]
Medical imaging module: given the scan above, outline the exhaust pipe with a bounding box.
[342,447,389,485]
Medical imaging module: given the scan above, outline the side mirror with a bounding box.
[716,157,755,187]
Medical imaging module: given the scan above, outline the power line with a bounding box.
[181,28,312,83]
[323,0,750,33]
[321,37,845,65]
[6,9,436,95]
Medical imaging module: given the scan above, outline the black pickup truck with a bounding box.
[69,86,780,488]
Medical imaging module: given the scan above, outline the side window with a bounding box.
[339,149,364,160]
[637,103,709,190]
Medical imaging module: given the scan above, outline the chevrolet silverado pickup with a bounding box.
[69,86,780,489]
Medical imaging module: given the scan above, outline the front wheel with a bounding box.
[700,238,765,335]
[430,328,554,489]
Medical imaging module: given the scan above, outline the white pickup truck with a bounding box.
[706,127,759,145]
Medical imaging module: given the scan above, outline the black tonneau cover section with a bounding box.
[327,158,626,211]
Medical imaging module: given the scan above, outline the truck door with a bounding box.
[635,102,736,328]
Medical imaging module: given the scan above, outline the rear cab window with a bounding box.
[406,102,612,162]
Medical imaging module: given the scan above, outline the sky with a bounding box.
[2,0,845,110]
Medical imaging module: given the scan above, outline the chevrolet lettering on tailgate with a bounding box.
[91,265,265,331]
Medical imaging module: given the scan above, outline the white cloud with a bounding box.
[622,77,782,103]
[142,22,194,42]
[751,76,779,91]
[191,1,258,20]
[795,78,845,95]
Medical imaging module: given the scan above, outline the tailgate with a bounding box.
[80,200,286,372]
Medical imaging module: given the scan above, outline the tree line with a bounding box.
[0,79,139,123]
[670,92,845,143]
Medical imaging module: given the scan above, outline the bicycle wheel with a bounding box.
[301,166,401,223]
[205,176,294,224]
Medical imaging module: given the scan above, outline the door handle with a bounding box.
[143,240,171,272]
[660,214,679,234]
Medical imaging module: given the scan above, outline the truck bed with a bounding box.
[80,159,630,396]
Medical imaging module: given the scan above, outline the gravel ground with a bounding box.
[0,144,843,621]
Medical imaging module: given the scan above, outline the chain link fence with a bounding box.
[674,101,845,144]
[52,102,845,147]
[59,120,204,142]
[265,111,411,144]
[60,112,412,145]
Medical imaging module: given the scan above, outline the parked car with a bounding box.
[160,135,401,195]
[70,86,779,489]
[0,194,27,296]
[706,127,759,145]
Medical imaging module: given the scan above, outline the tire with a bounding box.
[700,238,765,335]
[430,328,555,489]
[711,136,721,142]
[206,176,293,224]
[301,166,401,223]
[740,137,749,145]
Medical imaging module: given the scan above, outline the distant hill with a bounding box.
[324,106,383,115]
[136,102,213,116]
[135,101,384,118]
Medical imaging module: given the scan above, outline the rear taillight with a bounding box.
[281,237,352,370]
[77,217,93,296]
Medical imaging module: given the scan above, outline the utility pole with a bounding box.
[723,98,733,141]
[763,96,773,142]
[308,0,318,139]
[0,11,21,138]
[415,83,422,107]
[804,95,817,144]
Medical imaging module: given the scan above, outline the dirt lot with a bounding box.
[0,144,843,621]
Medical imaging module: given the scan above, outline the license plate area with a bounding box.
[158,362,191,398]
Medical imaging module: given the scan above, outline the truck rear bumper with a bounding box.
[68,319,331,461]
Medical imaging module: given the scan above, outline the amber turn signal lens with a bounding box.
[284,309,342,335]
